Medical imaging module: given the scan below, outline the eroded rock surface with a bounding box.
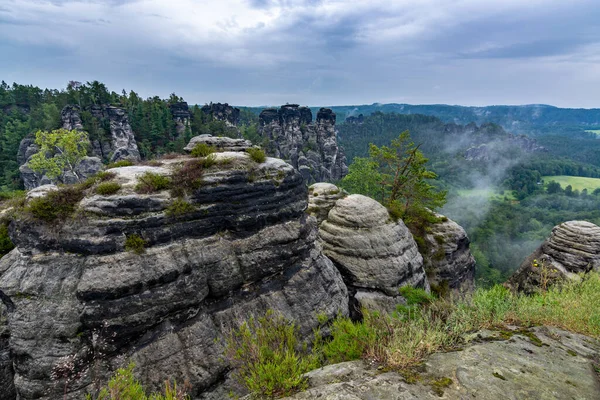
[307,183,347,224]
[422,214,476,293]
[0,148,348,399]
[280,326,600,400]
[507,220,600,293]
[184,134,252,153]
[169,102,191,136]
[201,103,240,126]
[319,194,427,314]
[259,105,347,183]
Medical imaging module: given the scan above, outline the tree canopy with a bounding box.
[28,129,90,180]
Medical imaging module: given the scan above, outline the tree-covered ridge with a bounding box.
[0,80,259,191]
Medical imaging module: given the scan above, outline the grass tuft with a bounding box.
[26,186,84,222]
[135,172,170,194]
[165,198,196,217]
[95,181,121,196]
[190,143,216,158]
[124,234,146,254]
[106,160,134,169]
[247,147,266,163]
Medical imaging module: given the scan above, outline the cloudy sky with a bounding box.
[1,0,599,107]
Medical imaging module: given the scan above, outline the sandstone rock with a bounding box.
[258,105,348,184]
[0,153,349,399]
[201,103,240,126]
[319,194,428,314]
[422,213,476,293]
[307,183,347,224]
[169,102,191,136]
[19,157,103,190]
[507,220,600,293]
[280,326,600,400]
[184,134,252,153]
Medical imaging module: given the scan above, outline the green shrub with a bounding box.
[190,143,216,158]
[0,223,14,257]
[87,363,190,400]
[26,186,84,222]
[96,171,117,182]
[199,154,217,168]
[170,161,204,197]
[319,315,377,364]
[135,172,171,194]
[96,182,122,196]
[246,147,266,163]
[165,198,196,217]
[125,234,147,254]
[224,309,319,398]
[107,160,134,169]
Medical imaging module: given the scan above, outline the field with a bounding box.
[542,175,600,192]
[585,129,600,136]
[457,188,516,201]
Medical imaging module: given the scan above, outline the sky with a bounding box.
[1,0,599,107]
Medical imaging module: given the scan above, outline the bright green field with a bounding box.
[585,129,600,136]
[542,175,600,191]
[457,188,516,201]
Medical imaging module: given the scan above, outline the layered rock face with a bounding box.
[318,194,428,314]
[201,103,240,126]
[184,134,252,153]
[307,183,346,224]
[507,221,600,293]
[258,105,348,184]
[0,143,348,399]
[18,155,103,190]
[85,105,141,162]
[422,214,476,293]
[169,102,191,136]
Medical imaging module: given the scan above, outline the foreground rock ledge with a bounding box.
[280,326,600,399]
[0,149,348,399]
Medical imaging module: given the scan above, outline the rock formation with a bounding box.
[307,183,347,224]
[201,103,240,126]
[184,134,252,153]
[318,194,428,315]
[85,105,141,162]
[169,102,191,137]
[507,220,600,293]
[258,105,348,184]
[280,326,600,399]
[421,214,476,293]
[18,156,103,190]
[0,138,348,399]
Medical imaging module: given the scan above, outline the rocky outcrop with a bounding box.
[18,156,103,190]
[464,134,547,162]
[201,103,240,126]
[318,195,427,315]
[307,183,346,224]
[280,326,600,399]
[62,105,140,162]
[0,143,348,399]
[421,214,476,293]
[169,102,191,136]
[184,134,252,153]
[507,221,600,293]
[258,105,348,184]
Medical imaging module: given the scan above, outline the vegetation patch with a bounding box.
[135,172,170,194]
[165,198,196,217]
[0,223,14,257]
[541,175,600,192]
[26,186,84,222]
[124,234,146,255]
[95,181,121,196]
[247,147,267,163]
[170,160,205,197]
[106,159,134,169]
[190,142,216,158]
[430,377,453,396]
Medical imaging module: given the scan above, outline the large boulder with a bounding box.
[507,221,600,293]
[421,213,476,294]
[258,105,347,184]
[307,183,347,224]
[319,194,428,314]
[0,150,348,399]
[184,134,252,153]
[280,326,600,400]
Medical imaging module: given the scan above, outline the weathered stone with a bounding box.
[184,134,252,153]
[319,194,428,314]
[258,105,347,184]
[307,183,347,224]
[201,103,240,126]
[169,102,191,136]
[507,220,600,293]
[280,327,600,400]
[422,213,476,293]
[19,157,103,190]
[0,153,349,399]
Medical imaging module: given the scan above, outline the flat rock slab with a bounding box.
[281,326,600,400]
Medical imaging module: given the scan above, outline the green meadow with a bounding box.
[542,175,600,192]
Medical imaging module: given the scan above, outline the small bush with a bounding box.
[170,161,204,197]
[96,182,122,196]
[107,160,134,169]
[0,223,14,257]
[97,171,117,182]
[247,147,266,163]
[190,143,216,158]
[124,234,146,254]
[88,363,190,400]
[26,186,84,222]
[165,198,196,217]
[135,172,171,194]
[224,309,319,398]
[199,154,217,168]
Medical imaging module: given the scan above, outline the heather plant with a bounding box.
[135,172,170,194]
[246,147,266,163]
[26,186,85,222]
[190,143,216,158]
[95,181,121,195]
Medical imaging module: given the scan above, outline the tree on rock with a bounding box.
[28,128,90,180]
[340,130,446,225]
